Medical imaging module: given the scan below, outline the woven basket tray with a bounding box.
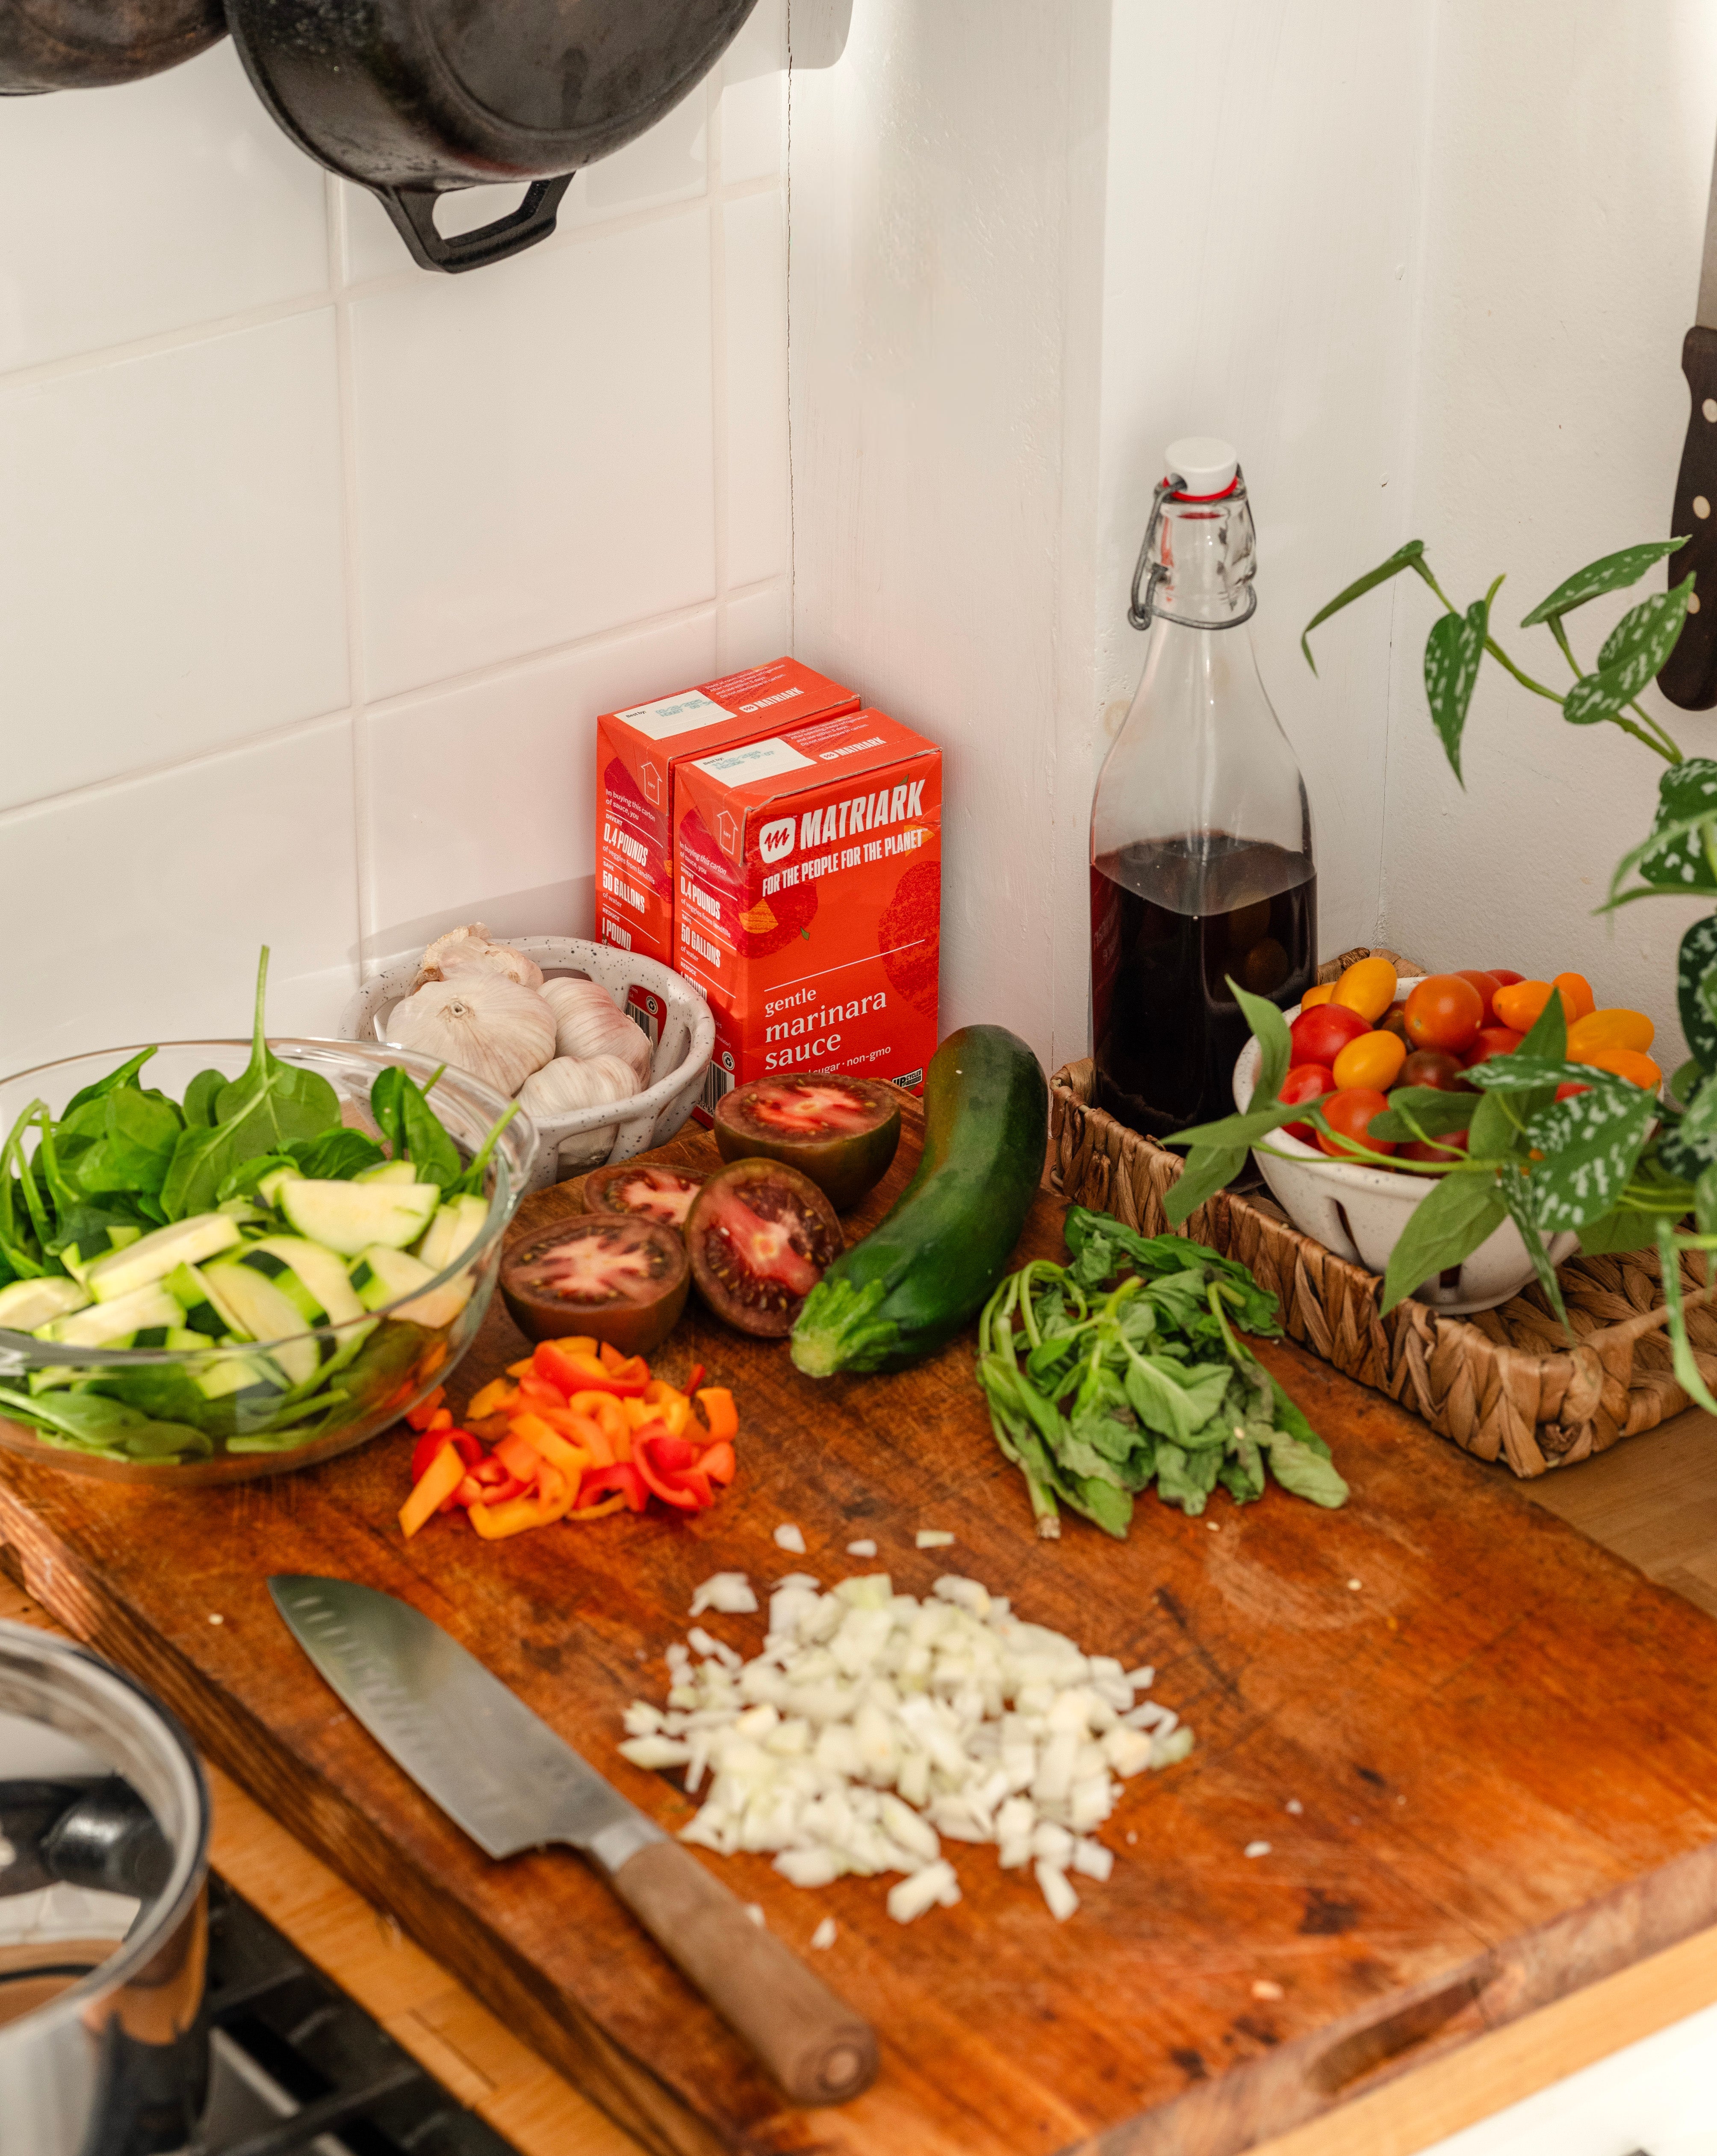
[1050,947,1717,1477]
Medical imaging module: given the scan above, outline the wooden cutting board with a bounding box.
[6,1099,1717,2156]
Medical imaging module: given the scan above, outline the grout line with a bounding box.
[0,183,771,398]
[327,170,373,983]
[709,65,731,668]
[0,577,783,831]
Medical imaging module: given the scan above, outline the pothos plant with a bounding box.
[1165,533,1717,1408]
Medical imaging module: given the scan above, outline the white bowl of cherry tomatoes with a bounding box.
[1231,956,1659,1313]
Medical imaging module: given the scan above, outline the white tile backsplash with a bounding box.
[722,190,791,590]
[0,43,328,375]
[350,209,717,700]
[360,610,719,960]
[0,311,348,811]
[0,721,358,1074]
[0,38,785,1070]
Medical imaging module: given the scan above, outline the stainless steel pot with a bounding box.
[0,1622,209,2156]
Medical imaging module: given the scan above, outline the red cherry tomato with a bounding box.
[1398,1049,1473,1093]
[1487,969,1525,987]
[1401,1130,1471,1164]
[1404,974,1484,1054]
[1454,970,1500,1023]
[1555,1080,1591,1101]
[1278,1063,1333,1145]
[1289,1003,1370,1069]
[1316,1087,1395,1160]
[1462,1025,1525,1068]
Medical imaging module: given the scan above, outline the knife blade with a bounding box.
[1658,126,1717,707]
[269,1575,877,2107]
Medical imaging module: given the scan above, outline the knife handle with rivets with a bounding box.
[1659,325,1717,710]
[603,1839,878,2105]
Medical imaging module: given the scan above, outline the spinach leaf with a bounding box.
[62,1048,157,1118]
[182,1068,228,1129]
[1154,1440,1222,1516]
[289,1128,386,1181]
[209,947,342,1149]
[74,1086,182,1196]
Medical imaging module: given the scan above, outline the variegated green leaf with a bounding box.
[1680,913,1717,1071]
[1499,1170,1571,1328]
[1464,1055,1630,1094]
[1519,540,1684,627]
[1522,1084,1655,1229]
[1561,577,1694,727]
[1301,540,1426,672]
[1423,593,1490,784]
[1629,758,1717,894]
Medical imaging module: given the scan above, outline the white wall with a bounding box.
[1379,1,1717,1052]
[785,0,1111,1069]
[0,8,792,1075]
[1096,0,1430,994]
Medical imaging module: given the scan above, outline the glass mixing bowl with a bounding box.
[0,1040,533,1484]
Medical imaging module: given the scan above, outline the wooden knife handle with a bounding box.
[608,1839,878,2105]
[1659,324,1717,709]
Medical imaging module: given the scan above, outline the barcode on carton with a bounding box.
[699,1063,735,1116]
[629,1001,661,1051]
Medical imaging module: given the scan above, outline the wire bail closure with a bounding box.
[1128,470,1258,632]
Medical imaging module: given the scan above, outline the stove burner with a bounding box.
[198,1879,519,2156]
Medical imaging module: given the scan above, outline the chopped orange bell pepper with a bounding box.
[696,1388,738,1443]
[466,1378,519,1420]
[698,1440,737,1485]
[506,1412,592,1482]
[544,1334,599,1358]
[399,1439,466,1537]
[496,1428,547,1484]
[570,1391,631,1457]
[507,1355,536,1378]
[469,1464,573,1539]
[404,1387,447,1432]
[568,1493,631,1521]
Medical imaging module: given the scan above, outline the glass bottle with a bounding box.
[1090,436,1316,1138]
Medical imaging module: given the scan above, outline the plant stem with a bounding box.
[1545,611,1682,761]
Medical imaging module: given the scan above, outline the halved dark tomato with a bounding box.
[713,1073,901,1211]
[684,1157,843,1338]
[581,1161,708,1233]
[500,1216,688,1357]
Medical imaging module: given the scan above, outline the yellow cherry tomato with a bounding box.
[1552,971,1596,1023]
[1567,1007,1654,1058]
[1491,979,1551,1032]
[1299,982,1336,1009]
[1331,955,1398,1025]
[1331,1028,1407,1093]
[1578,1046,1661,1092]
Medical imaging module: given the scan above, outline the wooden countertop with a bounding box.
[7,1545,1717,2156]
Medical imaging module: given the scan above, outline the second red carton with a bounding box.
[673,707,942,1118]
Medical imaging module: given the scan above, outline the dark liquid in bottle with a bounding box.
[1092,834,1316,1138]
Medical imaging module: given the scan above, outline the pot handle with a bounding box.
[375,175,574,274]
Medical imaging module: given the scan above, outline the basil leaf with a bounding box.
[1227,975,1295,1107]
[1367,1086,1477,1143]
[1259,1428,1351,1508]
[1163,1143,1247,1227]
[1380,1170,1507,1314]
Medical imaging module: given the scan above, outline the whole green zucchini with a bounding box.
[789,1026,1047,1376]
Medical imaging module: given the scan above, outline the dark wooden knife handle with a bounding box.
[608,1840,878,2105]
[1659,324,1717,709]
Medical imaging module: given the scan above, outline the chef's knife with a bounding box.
[1660,127,1717,707]
[268,1575,877,2106]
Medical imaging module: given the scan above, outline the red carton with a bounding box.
[595,657,859,1050]
[672,708,941,1119]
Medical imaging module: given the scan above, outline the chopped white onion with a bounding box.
[915,1529,955,1549]
[846,1539,878,1558]
[774,1523,807,1553]
[811,1917,838,1950]
[690,1573,758,1618]
[615,1568,1192,1926]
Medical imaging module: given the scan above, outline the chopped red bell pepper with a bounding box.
[696,1440,736,1486]
[534,1340,649,1397]
[683,1363,706,1399]
[576,1461,647,1512]
[634,1436,705,1510]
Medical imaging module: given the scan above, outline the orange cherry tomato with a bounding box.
[1279,1063,1333,1145]
[1462,1025,1525,1068]
[1316,1087,1395,1160]
[1299,982,1336,1009]
[1331,955,1398,1024]
[1454,970,1500,1023]
[1578,1047,1662,1092]
[1567,1008,1655,1058]
[1332,1029,1407,1093]
[1404,974,1484,1054]
[1551,972,1596,1023]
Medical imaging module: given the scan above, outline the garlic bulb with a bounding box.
[540,976,653,1087]
[517,1054,640,1120]
[416,924,543,991]
[386,972,555,1097]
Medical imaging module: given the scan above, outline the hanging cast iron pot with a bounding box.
[0,0,226,94]
[224,0,761,274]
